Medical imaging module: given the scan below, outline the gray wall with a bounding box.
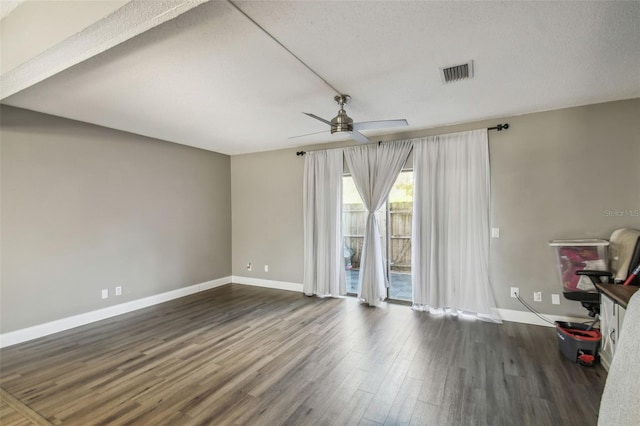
[1,105,231,333]
[231,149,305,284]
[2,99,638,333]
[232,99,640,317]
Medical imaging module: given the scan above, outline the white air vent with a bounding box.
[440,60,473,83]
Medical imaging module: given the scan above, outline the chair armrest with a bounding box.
[576,270,613,277]
[576,270,613,285]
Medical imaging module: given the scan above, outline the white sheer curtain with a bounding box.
[303,149,345,297]
[345,141,413,306]
[412,129,501,322]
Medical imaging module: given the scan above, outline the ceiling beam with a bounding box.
[0,0,25,20]
[1,0,130,75]
[1,0,209,100]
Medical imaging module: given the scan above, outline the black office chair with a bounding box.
[570,229,640,317]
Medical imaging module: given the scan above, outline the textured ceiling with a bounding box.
[2,1,640,155]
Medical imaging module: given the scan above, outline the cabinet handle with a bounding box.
[611,330,616,344]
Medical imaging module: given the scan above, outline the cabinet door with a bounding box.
[618,305,626,337]
[600,294,616,368]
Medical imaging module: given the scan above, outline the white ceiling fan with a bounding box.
[291,94,409,143]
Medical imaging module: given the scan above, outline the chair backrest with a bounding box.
[609,228,640,285]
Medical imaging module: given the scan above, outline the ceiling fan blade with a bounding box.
[352,119,409,131]
[288,129,330,140]
[303,112,332,126]
[350,130,371,144]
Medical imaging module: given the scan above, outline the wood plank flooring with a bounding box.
[0,284,606,425]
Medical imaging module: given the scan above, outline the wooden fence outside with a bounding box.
[344,202,412,272]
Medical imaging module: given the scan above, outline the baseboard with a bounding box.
[0,276,588,348]
[231,275,303,293]
[0,276,232,348]
[231,277,586,328]
[497,308,589,328]
[231,277,587,327]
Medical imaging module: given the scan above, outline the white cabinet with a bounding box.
[599,293,627,371]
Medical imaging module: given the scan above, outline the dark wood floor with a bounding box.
[0,284,606,425]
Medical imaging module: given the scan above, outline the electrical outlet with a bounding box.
[101,289,109,299]
[534,291,542,302]
[552,294,560,305]
[491,228,500,238]
[264,264,269,272]
[115,286,122,296]
[247,262,252,271]
[510,287,519,298]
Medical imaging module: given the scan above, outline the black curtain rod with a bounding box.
[487,123,509,131]
[296,123,509,156]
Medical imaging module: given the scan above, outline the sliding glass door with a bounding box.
[387,171,413,301]
[343,170,413,301]
[342,175,387,295]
